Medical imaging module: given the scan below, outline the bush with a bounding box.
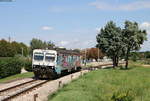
[143,59,150,65]
[111,89,134,101]
[0,57,23,79]
[24,59,32,72]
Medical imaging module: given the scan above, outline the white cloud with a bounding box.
[41,26,54,31]
[59,41,69,46]
[89,1,150,11]
[140,22,150,51]
[56,39,96,49]
[140,22,150,33]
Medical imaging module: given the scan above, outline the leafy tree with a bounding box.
[86,48,104,61]
[30,38,46,54]
[30,38,55,54]
[0,39,15,57]
[47,41,55,49]
[11,41,22,55]
[19,42,29,56]
[96,21,123,68]
[0,39,29,57]
[123,21,147,69]
[144,51,150,58]
[129,52,140,61]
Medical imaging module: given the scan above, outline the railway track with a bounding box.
[0,62,125,101]
[0,79,49,101]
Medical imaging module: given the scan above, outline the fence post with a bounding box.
[34,93,38,101]
[58,81,62,88]
[71,75,73,80]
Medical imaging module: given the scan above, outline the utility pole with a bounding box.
[85,49,87,66]
[8,36,11,43]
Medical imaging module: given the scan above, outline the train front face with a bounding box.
[32,49,57,79]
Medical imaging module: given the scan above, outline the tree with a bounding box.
[145,51,150,58]
[30,38,55,54]
[47,41,55,49]
[0,39,15,57]
[30,38,46,54]
[19,42,29,56]
[96,21,123,68]
[86,48,104,61]
[123,21,147,69]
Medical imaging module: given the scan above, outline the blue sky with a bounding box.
[0,0,150,51]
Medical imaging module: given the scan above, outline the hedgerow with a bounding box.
[24,59,32,72]
[0,57,23,78]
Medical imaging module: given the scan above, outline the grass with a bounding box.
[0,72,34,83]
[48,63,150,101]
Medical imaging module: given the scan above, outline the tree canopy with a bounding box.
[123,21,147,68]
[0,39,29,57]
[96,21,147,68]
[96,21,123,67]
[30,38,55,54]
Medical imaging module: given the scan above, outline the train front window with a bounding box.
[45,53,55,62]
[34,53,44,61]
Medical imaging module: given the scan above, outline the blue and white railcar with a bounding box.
[32,49,81,79]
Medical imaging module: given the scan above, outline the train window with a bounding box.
[45,53,55,62]
[34,53,44,61]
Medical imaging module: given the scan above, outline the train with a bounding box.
[32,49,82,79]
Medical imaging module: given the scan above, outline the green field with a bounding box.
[48,63,150,101]
[0,72,34,83]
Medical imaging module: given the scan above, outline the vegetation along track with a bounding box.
[0,62,124,101]
[83,62,125,70]
[0,79,49,101]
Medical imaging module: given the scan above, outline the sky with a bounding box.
[0,0,150,51]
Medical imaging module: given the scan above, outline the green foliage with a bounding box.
[0,39,29,57]
[144,51,150,58]
[0,72,34,83]
[129,51,150,62]
[123,21,147,68]
[30,38,55,54]
[123,21,147,51]
[24,59,32,72]
[0,57,23,78]
[96,21,123,67]
[143,59,150,65]
[0,39,15,57]
[111,90,134,101]
[96,21,147,68]
[129,52,140,62]
[49,64,150,101]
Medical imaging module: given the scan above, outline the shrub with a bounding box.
[143,59,150,65]
[111,89,134,101]
[0,57,23,78]
[24,59,32,72]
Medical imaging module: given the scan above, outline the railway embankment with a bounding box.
[2,70,89,101]
[48,63,150,101]
[0,62,120,101]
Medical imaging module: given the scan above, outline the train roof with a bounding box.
[33,49,57,54]
[56,50,81,55]
[33,49,81,55]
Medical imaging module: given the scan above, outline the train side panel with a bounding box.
[55,54,81,74]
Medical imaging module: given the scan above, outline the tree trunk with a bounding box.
[116,56,118,67]
[112,57,115,68]
[125,48,130,69]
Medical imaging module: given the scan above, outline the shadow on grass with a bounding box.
[102,66,134,70]
[102,66,113,69]
[119,66,134,70]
